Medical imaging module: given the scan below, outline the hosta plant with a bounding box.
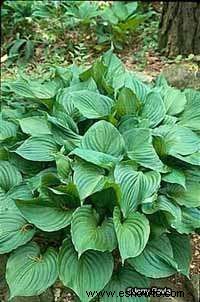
[0,51,200,301]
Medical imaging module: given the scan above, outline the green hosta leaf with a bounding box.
[153,125,199,157]
[166,182,200,207]
[140,90,166,127]
[173,207,200,234]
[19,116,51,136]
[174,152,200,165]
[71,205,117,255]
[0,147,8,160]
[9,153,44,175]
[114,163,161,216]
[7,183,33,201]
[8,80,35,98]
[101,6,119,24]
[6,242,58,298]
[73,160,107,200]
[1,107,24,120]
[15,198,74,232]
[116,88,140,116]
[168,232,192,277]
[71,148,119,169]
[80,120,125,157]
[0,208,35,254]
[118,115,150,133]
[113,207,150,264]
[100,266,149,302]
[112,2,129,21]
[160,86,187,115]
[162,168,186,189]
[54,78,98,121]
[155,74,168,87]
[8,80,57,100]
[102,49,125,84]
[0,120,18,141]
[55,89,80,122]
[91,186,119,212]
[178,89,200,131]
[16,135,58,161]
[142,195,182,228]
[71,121,125,168]
[58,238,114,302]
[70,90,114,118]
[55,154,71,180]
[46,114,81,149]
[128,234,178,278]
[51,109,79,134]
[0,161,22,192]
[126,1,138,15]
[28,81,58,99]
[28,168,59,191]
[185,167,200,183]
[162,114,178,125]
[118,116,141,133]
[119,15,146,32]
[123,128,164,171]
[114,72,149,103]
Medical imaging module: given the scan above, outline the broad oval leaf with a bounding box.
[113,71,149,103]
[123,128,164,171]
[58,238,114,302]
[153,125,199,157]
[80,120,125,158]
[70,90,114,118]
[73,160,106,200]
[19,116,51,136]
[15,198,74,232]
[168,232,192,277]
[142,195,182,230]
[55,153,71,180]
[8,80,35,98]
[0,120,18,141]
[0,161,22,192]
[165,182,200,208]
[172,207,200,234]
[128,234,178,278]
[0,208,35,254]
[114,163,161,216]
[162,168,186,189]
[100,266,149,302]
[6,242,58,298]
[71,205,117,255]
[174,152,200,166]
[140,90,166,127]
[16,135,58,161]
[113,207,150,264]
[160,86,187,115]
[71,148,119,169]
[7,183,33,201]
[116,87,140,116]
[46,114,81,149]
[178,89,200,131]
[71,120,125,168]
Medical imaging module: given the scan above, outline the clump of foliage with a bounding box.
[1,51,200,301]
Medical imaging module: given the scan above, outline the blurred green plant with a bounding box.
[1,1,151,65]
[97,1,148,49]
